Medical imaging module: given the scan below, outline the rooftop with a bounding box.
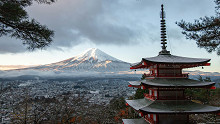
[128,78,215,88]
[140,100,220,114]
[143,55,210,64]
[122,118,149,124]
[130,54,210,69]
[141,78,215,88]
[126,98,154,110]
[126,98,220,114]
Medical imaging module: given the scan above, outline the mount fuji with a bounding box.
[26,48,130,72]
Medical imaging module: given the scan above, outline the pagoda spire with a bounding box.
[159,4,171,55]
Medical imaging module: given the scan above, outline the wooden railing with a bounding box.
[145,115,155,124]
[144,93,156,100]
[144,73,189,78]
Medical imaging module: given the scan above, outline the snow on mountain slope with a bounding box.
[74,48,123,62]
[29,48,130,72]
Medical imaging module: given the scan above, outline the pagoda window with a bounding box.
[153,114,157,121]
[149,90,152,96]
[154,90,157,97]
[159,64,165,68]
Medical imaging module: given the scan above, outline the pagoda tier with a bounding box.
[126,98,220,124]
[130,57,211,78]
[126,99,220,114]
[130,54,211,70]
[128,79,215,88]
[140,100,220,114]
[122,118,149,124]
[128,80,216,101]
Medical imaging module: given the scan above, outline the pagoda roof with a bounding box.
[130,54,210,69]
[122,118,149,124]
[143,55,210,64]
[126,98,154,111]
[126,98,220,114]
[129,78,215,88]
[140,100,220,114]
[128,81,142,86]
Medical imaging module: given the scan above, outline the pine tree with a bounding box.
[0,0,55,50]
[176,0,220,55]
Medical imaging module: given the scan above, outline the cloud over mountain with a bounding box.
[0,0,214,53]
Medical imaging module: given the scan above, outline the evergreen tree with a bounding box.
[132,74,149,99]
[176,0,220,55]
[109,97,126,110]
[133,88,148,99]
[0,0,55,50]
[185,76,212,104]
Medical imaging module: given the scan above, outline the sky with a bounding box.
[0,0,219,73]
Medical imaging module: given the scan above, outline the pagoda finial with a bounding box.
[159,4,171,55]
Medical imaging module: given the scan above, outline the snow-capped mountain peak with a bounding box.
[73,48,122,62]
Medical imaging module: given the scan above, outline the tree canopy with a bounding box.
[177,0,220,55]
[0,0,55,50]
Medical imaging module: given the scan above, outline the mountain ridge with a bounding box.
[23,48,130,72]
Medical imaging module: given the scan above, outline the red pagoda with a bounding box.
[122,4,220,124]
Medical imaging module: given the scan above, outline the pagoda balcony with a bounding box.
[144,73,189,79]
[144,93,156,100]
[145,115,155,124]
[144,93,186,100]
[158,73,189,78]
[144,73,157,79]
[157,96,186,100]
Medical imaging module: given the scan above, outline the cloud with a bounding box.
[0,70,81,78]
[50,0,141,46]
[0,0,215,53]
[0,65,36,70]
[22,0,159,50]
[0,36,27,53]
[0,69,136,78]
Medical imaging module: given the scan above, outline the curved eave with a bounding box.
[141,79,216,88]
[142,59,210,65]
[130,60,147,69]
[128,81,141,87]
[143,55,211,64]
[141,82,215,88]
[140,100,220,114]
[122,118,149,124]
[126,98,154,111]
[140,107,220,114]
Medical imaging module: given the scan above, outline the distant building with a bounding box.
[2,116,10,124]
